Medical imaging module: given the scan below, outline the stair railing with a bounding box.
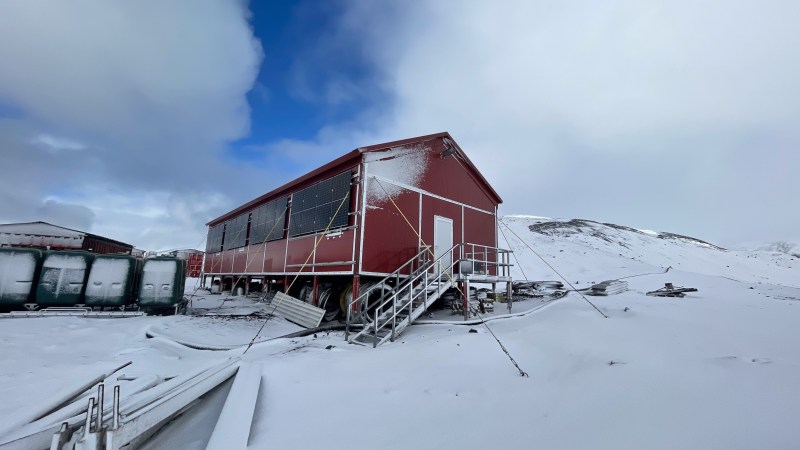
[460,243,513,278]
[350,244,461,346]
[345,247,430,339]
[346,242,514,346]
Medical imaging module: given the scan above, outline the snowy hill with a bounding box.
[755,240,800,257]
[1,215,799,449]
[250,217,800,449]
[500,215,799,288]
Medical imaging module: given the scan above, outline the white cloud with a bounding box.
[0,0,262,143]
[32,134,87,152]
[52,186,232,251]
[0,0,263,249]
[287,0,800,245]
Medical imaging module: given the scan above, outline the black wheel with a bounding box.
[298,284,313,303]
[318,287,341,322]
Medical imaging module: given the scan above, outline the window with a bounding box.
[206,223,225,253]
[250,196,289,244]
[289,171,351,237]
[222,213,249,250]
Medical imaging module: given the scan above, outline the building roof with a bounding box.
[208,132,502,226]
[0,221,134,249]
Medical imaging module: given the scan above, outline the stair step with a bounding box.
[354,335,378,345]
[348,278,453,347]
[413,287,440,293]
[354,330,390,343]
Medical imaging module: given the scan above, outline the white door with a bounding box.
[433,216,454,275]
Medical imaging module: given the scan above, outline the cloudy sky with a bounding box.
[0,1,797,250]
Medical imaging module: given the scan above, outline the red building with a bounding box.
[0,221,133,255]
[168,249,204,278]
[203,132,511,325]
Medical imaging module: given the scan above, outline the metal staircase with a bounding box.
[345,243,512,347]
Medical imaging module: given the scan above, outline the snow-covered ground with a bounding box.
[1,216,799,449]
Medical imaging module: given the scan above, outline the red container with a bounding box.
[202,132,502,300]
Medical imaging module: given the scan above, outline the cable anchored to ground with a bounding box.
[242,192,352,355]
[374,177,530,377]
[468,306,529,377]
[497,221,529,282]
[498,218,608,319]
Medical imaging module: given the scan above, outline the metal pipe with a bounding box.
[507,281,513,313]
[345,285,352,340]
[285,260,355,268]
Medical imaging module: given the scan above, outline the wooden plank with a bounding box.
[271,292,325,328]
[205,362,263,450]
[112,359,241,449]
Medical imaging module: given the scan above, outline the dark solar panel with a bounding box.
[249,196,288,245]
[206,223,225,253]
[222,213,249,250]
[267,197,288,241]
[289,171,351,237]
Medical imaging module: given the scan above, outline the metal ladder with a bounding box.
[345,245,460,347]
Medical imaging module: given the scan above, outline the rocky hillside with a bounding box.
[499,215,798,288]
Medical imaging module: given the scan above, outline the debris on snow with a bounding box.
[646,283,699,298]
[588,280,628,296]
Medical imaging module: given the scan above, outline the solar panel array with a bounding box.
[250,196,288,244]
[222,213,249,250]
[206,223,225,253]
[289,171,351,237]
[207,171,351,251]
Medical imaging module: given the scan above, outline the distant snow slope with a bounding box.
[2,216,798,450]
[755,241,800,257]
[249,216,800,449]
[499,215,799,288]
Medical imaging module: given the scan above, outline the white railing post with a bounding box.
[84,397,95,438]
[373,309,379,348]
[96,383,104,431]
[424,269,428,308]
[391,291,397,341]
[112,385,120,430]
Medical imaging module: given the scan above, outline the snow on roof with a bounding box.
[364,143,430,204]
[0,222,85,239]
[0,221,133,249]
[503,214,553,221]
[208,132,502,225]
